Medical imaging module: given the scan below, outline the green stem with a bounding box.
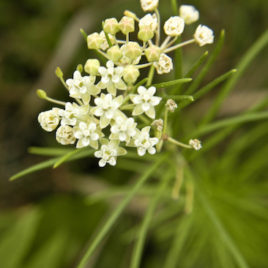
[76,153,169,268]
[146,65,155,87]
[167,137,192,149]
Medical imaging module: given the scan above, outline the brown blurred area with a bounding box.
[0,0,267,208]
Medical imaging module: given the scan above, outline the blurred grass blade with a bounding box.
[0,209,40,268]
[10,149,94,181]
[201,30,268,124]
[197,190,249,268]
[76,153,169,268]
[184,30,225,95]
[180,69,236,110]
[152,78,192,89]
[130,170,173,268]
[53,148,82,168]
[162,95,194,101]
[28,147,73,157]
[193,111,268,137]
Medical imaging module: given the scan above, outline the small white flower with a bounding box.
[154,54,173,74]
[38,108,61,132]
[94,140,127,167]
[97,61,127,95]
[59,103,90,126]
[152,119,163,132]
[166,99,178,112]
[92,93,124,128]
[74,120,103,149]
[179,5,199,25]
[189,139,202,150]
[164,16,185,36]
[139,14,158,32]
[66,71,100,104]
[133,126,159,156]
[194,25,214,46]
[140,0,158,12]
[130,86,162,119]
[56,125,76,145]
[110,115,137,142]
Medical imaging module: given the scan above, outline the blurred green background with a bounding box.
[0,0,267,267]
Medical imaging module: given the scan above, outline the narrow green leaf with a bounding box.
[28,147,73,157]
[130,171,173,268]
[134,78,148,89]
[76,153,169,268]
[53,148,83,168]
[201,30,268,124]
[185,51,209,78]
[184,30,225,95]
[193,111,268,137]
[171,0,178,14]
[80,28,88,42]
[162,95,194,101]
[152,78,192,89]
[10,149,94,181]
[102,22,112,48]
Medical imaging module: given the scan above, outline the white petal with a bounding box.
[99,159,106,167]
[138,147,146,156]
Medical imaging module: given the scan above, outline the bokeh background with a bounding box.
[0,0,267,267]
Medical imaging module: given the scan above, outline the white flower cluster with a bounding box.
[38,1,208,167]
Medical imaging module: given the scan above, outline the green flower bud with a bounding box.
[123,42,142,61]
[107,45,122,62]
[103,18,119,35]
[138,29,154,42]
[119,16,135,35]
[84,59,100,75]
[145,45,162,62]
[87,32,103,49]
[123,65,140,84]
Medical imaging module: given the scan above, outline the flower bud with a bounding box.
[179,5,199,25]
[107,45,123,62]
[139,14,157,31]
[124,10,138,20]
[138,29,154,42]
[123,65,140,84]
[38,108,60,132]
[123,42,142,61]
[56,125,76,145]
[119,16,135,35]
[145,45,162,62]
[189,139,202,150]
[84,59,100,75]
[152,119,163,132]
[154,53,173,74]
[103,18,119,35]
[164,16,185,36]
[140,0,159,12]
[194,25,214,46]
[87,32,103,49]
[166,99,177,112]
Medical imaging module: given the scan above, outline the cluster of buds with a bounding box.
[38,0,209,167]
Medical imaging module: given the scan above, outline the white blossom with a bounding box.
[59,103,90,126]
[98,61,127,95]
[130,86,161,119]
[92,93,124,128]
[166,99,178,112]
[110,115,137,142]
[140,0,159,12]
[94,140,127,167]
[139,14,158,32]
[74,120,103,149]
[56,125,76,145]
[133,126,159,156]
[38,108,61,132]
[66,71,100,104]
[154,54,173,74]
[194,25,214,46]
[189,139,202,150]
[179,5,199,25]
[164,16,185,36]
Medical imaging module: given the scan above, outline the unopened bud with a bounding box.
[166,99,177,112]
[152,119,163,132]
[76,64,83,73]
[123,42,142,60]
[36,89,47,99]
[145,45,162,62]
[87,32,103,49]
[124,10,138,21]
[189,139,202,150]
[138,29,155,42]
[84,59,100,75]
[107,45,123,62]
[119,16,135,35]
[123,65,140,84]
[103,18,119,35]
[55,67,63,78]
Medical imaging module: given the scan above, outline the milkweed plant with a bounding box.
[10,0,268,267]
